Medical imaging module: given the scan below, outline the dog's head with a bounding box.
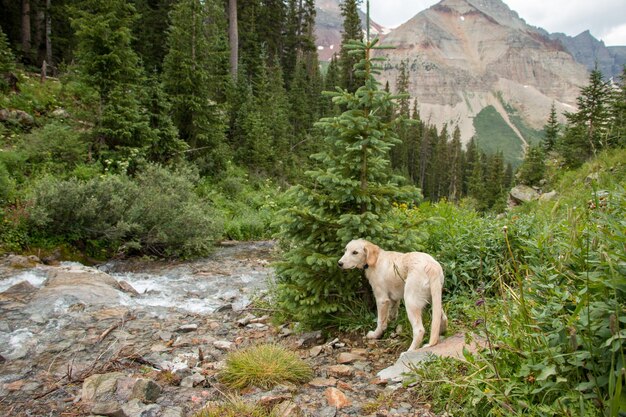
[338,239,380,270]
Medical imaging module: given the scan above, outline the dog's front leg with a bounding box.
[367,298,391,339]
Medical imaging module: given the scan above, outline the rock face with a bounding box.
[372,0,589,149]
[550,30,626,80]
[315,0,387,62]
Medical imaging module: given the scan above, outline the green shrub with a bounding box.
[27,164,223,257]
[17,122,89,174]
[220,343,313,390]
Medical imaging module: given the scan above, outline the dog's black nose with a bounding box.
[338,261,343,267]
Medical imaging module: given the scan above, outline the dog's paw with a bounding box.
[366,330,381,339]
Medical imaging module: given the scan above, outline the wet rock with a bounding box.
[4,255,39,269]
[325,387,351,408]
[27,268,124,317]
[118,280,139,296]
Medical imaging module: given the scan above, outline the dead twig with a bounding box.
[97,313,137,344]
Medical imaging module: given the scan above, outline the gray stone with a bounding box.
[131,379,162,403]
[122,398,160,417]
[91,400,125,417]
[160,407,185,417]
[180,373,205,388]
[510,185,539,204]
[82,372,126,404]
[539,190,558,201]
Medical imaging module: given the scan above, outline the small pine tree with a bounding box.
[275,37,423,324]
[608,65,626,148]
[560,68,612,166]
[517,144,546,187]
[544,102,559,153]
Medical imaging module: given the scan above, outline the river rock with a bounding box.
[26,268,123,317]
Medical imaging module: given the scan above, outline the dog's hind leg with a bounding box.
[424,277,444,348]
[405,298,426,351]
[367,297,391,339]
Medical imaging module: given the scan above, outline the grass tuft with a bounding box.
[193,395,278,417]
[220,343,313,390]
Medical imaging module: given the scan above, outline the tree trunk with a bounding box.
[228,0,238,80]
[46,0,52,68]
[21,0,31,56]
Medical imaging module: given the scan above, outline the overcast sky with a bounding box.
[362,0,626,46]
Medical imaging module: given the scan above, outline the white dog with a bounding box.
[338,239,447,351]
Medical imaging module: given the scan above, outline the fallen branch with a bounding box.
[97,313,137,344]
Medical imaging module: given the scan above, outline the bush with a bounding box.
[220,343,313,390]
[27,164,223,257]
[18,122,89,174]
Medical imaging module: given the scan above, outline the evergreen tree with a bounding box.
[338,0,363,93]
[71,0,153,155]
[322,55,341,116]
[162,0,229,174]
[560,68,612,165]
[390,59,410,174]
[517,144,546,187]
[484,152,506,212]
[275,37,422,324]
[406,101,422,184]
[132,0,176,72]
[144,75,187,164]
[544,102,559,152]
[608,65,626,148]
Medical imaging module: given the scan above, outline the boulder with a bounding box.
[509,185,539,204]
[539,190,558,201]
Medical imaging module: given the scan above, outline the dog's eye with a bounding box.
[352,251,358,255]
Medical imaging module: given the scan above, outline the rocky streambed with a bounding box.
[0,242,451,417]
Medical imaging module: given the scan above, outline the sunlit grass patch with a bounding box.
[220,343,313,390]
[192,395,278,417]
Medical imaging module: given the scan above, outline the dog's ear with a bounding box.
[364,242,380,268]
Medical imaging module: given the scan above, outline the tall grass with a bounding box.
[406,149,626,416]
